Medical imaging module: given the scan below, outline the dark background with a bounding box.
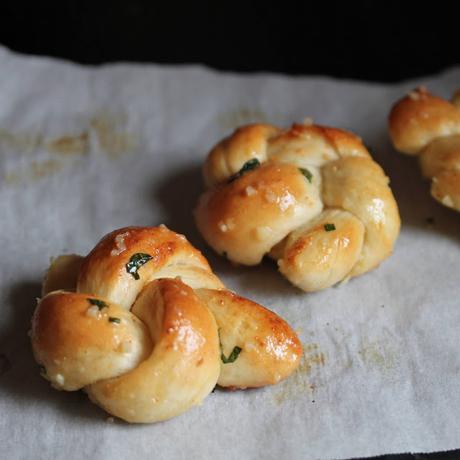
[1,1,459,82]
[1,2,459,459]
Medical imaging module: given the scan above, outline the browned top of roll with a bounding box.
[195,122,400,291]
[389,87,460,154]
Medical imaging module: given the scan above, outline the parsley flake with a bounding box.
[228,158,260,182]
[324,223,336,232]
[108,317,121,324]
[126,253,153,280]
[218,329,242,364]
[299,167,313,183]
[221,346,242,364]
[87,298,108,310]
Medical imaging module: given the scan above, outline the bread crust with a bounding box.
[31,226,302,422]
[87,279,220,423]
[196,123,400,291]
[389,87,460,211]
[196,288,301,388]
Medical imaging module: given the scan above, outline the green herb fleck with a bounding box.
[39,364,47,375]
[108,317,121,324]
[87,298,108,310]
[221,346,242,363]
[125,253,153,280]
[324,223,336,232]
[218,329,242,364]
[299,167,313,183]
[228,158,260,182]
[239,158,260,174]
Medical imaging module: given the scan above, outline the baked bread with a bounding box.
[389,86,460,211]
[195,122,400,292]
[31,226,301,423]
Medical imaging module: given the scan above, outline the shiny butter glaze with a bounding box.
[31,226,302,423]
[389,87,460,211]
[196,123,400,291]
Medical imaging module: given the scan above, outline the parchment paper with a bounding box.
[0,45,459,460]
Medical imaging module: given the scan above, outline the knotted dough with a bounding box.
[31,226,301,423]
[195,122,400,292]
[389,86,460,211]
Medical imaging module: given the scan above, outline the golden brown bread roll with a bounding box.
[389,86,460,211]
[31,226,301,423]
[195,123,401,292]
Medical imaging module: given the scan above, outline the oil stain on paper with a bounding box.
[4,159,64,185]
[46,132,89,156]
[90,114,137,158]
[273,342,326,405]
[1,112,138,185]
[357,337,398,375]
[0,129,43,153]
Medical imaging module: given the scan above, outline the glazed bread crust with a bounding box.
[87,280,220,423]
[195,123,400,292]
[195,288,301,388]
[31,226,301,423]
[389,87,460,211]
[77,226,224,309]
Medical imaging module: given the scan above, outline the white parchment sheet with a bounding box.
[0,45,459,460]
